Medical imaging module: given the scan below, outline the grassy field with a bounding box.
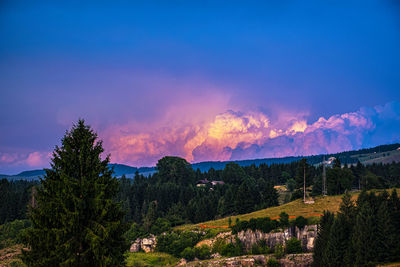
[125,252,179,267]
[354,148,400,165]
[175,189,400,232]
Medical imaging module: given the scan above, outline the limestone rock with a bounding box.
[177,258,187,266]
[280,253,313,267]
[129,239,141,252]
[236,224,317,252]
[129,234,157,253]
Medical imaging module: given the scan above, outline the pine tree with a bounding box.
[234,180,257,214]
[389,189,400,261]
[325,214,350,267]
[312,210,334,267]
[340,192,356,266]
[376,200,396,262]
[22,120,128,266]
[352,202,378,266]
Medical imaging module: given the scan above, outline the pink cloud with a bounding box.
[100,102,400,166]
[0,151,51,172]
[26,151,51,167]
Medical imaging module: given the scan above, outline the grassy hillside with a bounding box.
[176,188,400,232]
[355,148,400,165]
[125,252,178,267]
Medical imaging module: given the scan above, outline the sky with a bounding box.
[1,1,400,174]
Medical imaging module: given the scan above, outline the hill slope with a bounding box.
[176,189,400,232]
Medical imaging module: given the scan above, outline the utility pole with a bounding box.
[322,156,327,196]
[303,162,306,203]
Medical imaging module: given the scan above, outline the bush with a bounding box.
[279,212,289,228]
[194,245,211,260]
[274,244,285,259]
[156,231,203,257]
[286,238,302,254]
[221,243,240,257]
[294,216,307,230]
[220,238,244,257]
[0,219,31,249]
[181,247,195,260]
[250,239,270,255]
[248,218,257,231]
[212,237,226,254]
[150,218,171,235]
[231,217,279,234]
[125,223,146,242]
[267,257,280,267]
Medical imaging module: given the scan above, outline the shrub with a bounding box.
[150,218,171,235]
[221,243,239,257]
[286,238,302,254]
[125,223,146,242]
[250,239,270,255]
[231,216,279,234]
[274,244,285,259]
[279,212,289,228]
[194,245,211,260]
[220,239,243,257]
[248,218,257,231]
[181,247,195,261]
[267,258,280,267]
[259,217,274,233]
[156,231,203,257]
[212,237,226,254]
[294,216,307,230]
[0,219,31,249]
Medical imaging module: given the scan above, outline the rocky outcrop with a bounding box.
[184,254,313,266]
[129,235,157,253]
[280,253,313,267]
[129,225,317,255]
[236,225,317,252]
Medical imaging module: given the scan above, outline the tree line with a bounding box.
[3,153,400,234]
[313,190,400,266]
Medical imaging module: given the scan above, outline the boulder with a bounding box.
[129,239,141,252]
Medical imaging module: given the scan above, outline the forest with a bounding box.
[313,190,400,266]
[2,154,400,240]
[1,120,400,266]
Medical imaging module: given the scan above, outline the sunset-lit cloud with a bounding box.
[0,151,51,173]
[97,101,400,166]
[2,102,400,172]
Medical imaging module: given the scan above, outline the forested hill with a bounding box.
[2,143,399,180]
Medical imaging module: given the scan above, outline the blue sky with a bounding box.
[1,1,400,173]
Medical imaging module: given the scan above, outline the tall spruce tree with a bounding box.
[376,200,396,262]
[352,201,378,266]
[325,214,350,267]
[312,210,334,267]
[389,189,400,261]
[340,192,356,266]
[22,120,128,266]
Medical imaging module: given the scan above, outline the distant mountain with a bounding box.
[2,143,399,181]
[17,169,46,177]
[191,156,302,172]
[108,164,138,177]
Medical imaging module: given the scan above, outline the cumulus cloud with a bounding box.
[2,102,400,171]
[100,101,400,166]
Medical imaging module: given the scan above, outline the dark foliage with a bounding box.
[313,189,400,267]
[21,120,128,266]
[286,238,302,254]
[0,179,39,224]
